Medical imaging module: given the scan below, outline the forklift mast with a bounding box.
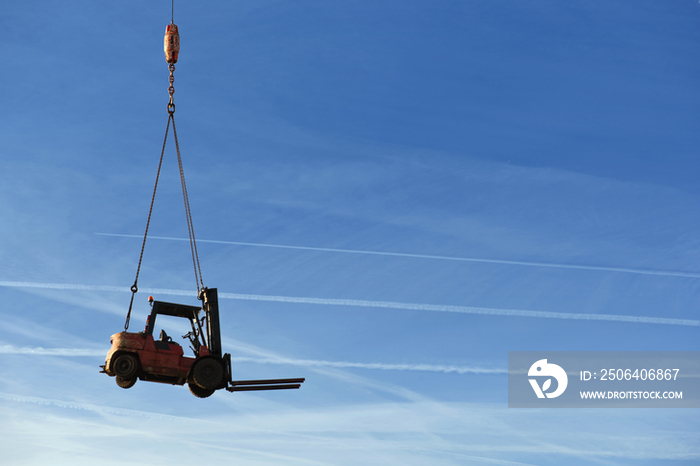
[200,288,222,358]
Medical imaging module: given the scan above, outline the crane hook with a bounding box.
[164,23,180,64]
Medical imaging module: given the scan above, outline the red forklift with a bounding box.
[101,288,304,398]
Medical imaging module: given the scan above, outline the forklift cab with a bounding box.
[143,299,208,357]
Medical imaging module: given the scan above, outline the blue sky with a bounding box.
[1,1,699,464]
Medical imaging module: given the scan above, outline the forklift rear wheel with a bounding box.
[116,376,137,389]
[113,353,138,379]
[193,358,224,390]
[188,382,215,398]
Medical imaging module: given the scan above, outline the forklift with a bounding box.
[101,287,304,398]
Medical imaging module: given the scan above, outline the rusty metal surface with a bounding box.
[103,331,196,384]
[164,23,179,64]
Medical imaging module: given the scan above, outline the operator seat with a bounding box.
[158,329,180,347]
[160,329,172,342]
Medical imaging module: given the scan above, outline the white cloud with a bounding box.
[2,280,696,326]
[1,392,697,465]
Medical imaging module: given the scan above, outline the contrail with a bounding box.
[221,292,700,327]
[0,343,504,374]
[1,280,698,327]
[448,455,541,466]
[0,281,125,292]
[230,356,506,374]
[0,392,208,423]
[95,232,700,279]
[0,345,103,357]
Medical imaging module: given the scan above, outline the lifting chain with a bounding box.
[124,20,203,331]
[124,114,170,331]
[168,63,176,114]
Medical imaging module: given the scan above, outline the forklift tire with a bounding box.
[116,376,137,389]
[188,382,215,398]
[192,358,224,390]
[113,353,138,379]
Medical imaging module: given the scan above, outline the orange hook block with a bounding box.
[164,23,180,64]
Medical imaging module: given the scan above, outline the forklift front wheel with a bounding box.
[192,358,224,390]
[188,382,215,398]
[116,376,137,389]
[113,353,138,379]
